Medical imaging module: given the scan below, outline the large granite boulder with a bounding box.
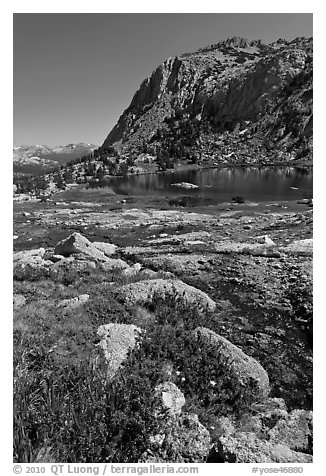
[54,233,129,269]
[54,233,106,260]
[116,279,216,314]
[96,323,142,378]
[192,327,270,406]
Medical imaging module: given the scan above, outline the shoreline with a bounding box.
[13,161,313,202]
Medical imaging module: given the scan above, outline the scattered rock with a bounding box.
[256,235,276,246]
[54,232,107,261]
[214,241,280,256]
[171,182,199,190]
[216,433,312,463]
[232,196,245,204]
[116,279,216,314]
[139,268,161,279]
[49,254,65,263]
[154,382,186,415]
[121,262,142,277]
[92,241,117,256]
[267,409,313,453]
[282,238,313,254]
[192,327,270,406]
[13,248,52,273]
[210,398,313,462]
[99,258,130,271]
[13,248,45,262]
[96,323,142,378]
[51,257,96,272]
[141,413,210,463]
[13,294,26,309]
[55,232,97,256]
[58,294,89,310]
[297,198,313,205]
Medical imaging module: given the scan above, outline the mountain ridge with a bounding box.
[13,143,98,175]
[102,36,312,166]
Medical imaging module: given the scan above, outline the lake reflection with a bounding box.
[89,167,313,203]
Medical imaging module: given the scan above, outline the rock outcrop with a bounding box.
[209,398,313,463]
[216,433,312,463]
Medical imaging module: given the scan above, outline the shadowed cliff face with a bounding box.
[102,37,312,162]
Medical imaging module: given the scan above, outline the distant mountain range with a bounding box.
[13,143,97,175]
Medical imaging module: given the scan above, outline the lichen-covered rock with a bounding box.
[154,382,186,415]
[49,254,66,263]
[256,235,276,246]
[54,233,106,260]
[282,238,313,255]
[13,293,26,309]
[116,279,216,314]
[121,262,142,277]
[92,241,117,256]
[54,233,129,269]
[58,294,89,310]
[211,399,313,463]
[13,248,52,274]
[140,413,211,463]
[216,433,312,463]
[267,409,313,453]
[50,256,96,272]
[13,248,45,262]
[99,258,130,271]
[192,327,270,405]
[96,323,142,378]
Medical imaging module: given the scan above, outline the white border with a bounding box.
[4,3,323,474]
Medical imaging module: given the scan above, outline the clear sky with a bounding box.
[13,13,313,147]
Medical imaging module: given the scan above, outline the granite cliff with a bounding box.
[102,37,312,165]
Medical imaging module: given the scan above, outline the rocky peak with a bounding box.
[216,36,263,49]
[101,36,313,164]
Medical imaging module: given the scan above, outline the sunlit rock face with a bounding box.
[102,37,312,163]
